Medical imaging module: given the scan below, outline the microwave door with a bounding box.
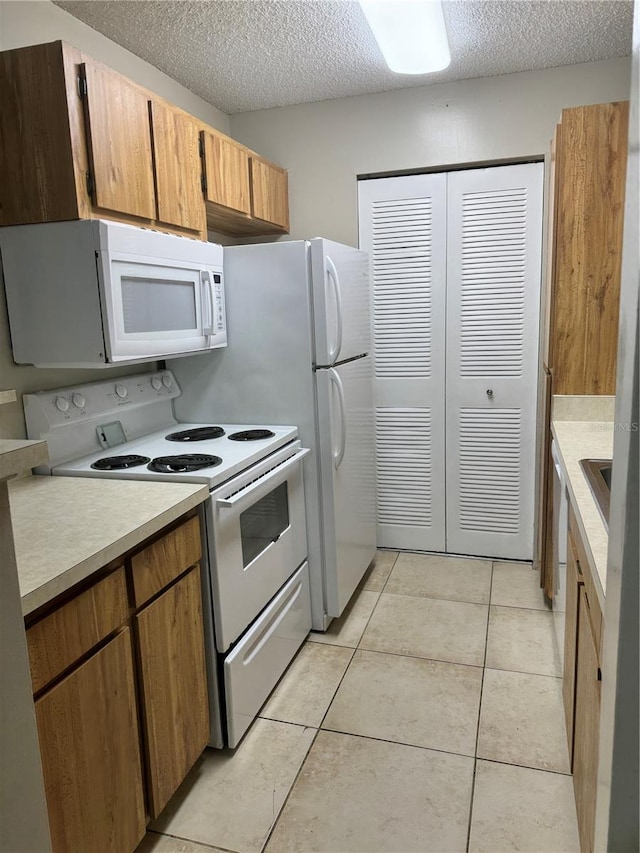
[99,255,211,361]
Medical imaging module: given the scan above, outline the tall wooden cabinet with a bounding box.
[537,100,628,589]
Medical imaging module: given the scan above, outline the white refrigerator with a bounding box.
[170,238,376,630]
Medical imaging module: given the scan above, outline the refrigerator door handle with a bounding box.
[329,367,347,469]
[326,256,343,363]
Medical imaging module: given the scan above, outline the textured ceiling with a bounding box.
[55,0,633,114]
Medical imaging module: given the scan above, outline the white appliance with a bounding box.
[170,238,377,631]
[24,371,311,748]
[0,219,226,367]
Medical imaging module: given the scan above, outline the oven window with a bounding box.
[240,482,290,568]
[121,277,197,333]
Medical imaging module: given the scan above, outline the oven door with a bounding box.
[98,253,226,361]
[207,443,310,652]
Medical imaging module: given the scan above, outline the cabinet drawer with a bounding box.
[27,566,128,694]
[130,515,201,607]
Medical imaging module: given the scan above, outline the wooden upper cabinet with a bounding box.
[0,40,288,238]
[0,41,84,225]
[202,129,251,215]
[80,60,156,221]
[250,156,290,231]
[549,100,629,394]
[150,101,205,232]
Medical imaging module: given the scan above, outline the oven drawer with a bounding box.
[224,562,311,748]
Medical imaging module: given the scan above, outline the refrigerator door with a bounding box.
[310,238,370,366]
[315,356,376,618]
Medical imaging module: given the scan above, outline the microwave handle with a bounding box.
[216,448,310,509]
[201,270,215,337]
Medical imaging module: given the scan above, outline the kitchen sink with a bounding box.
[579,458,612,529]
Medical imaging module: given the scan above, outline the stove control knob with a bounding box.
[115,384,128,399]
[72,393,86,409]
[55,396,70,413]
[151,377,163,391]
[161,373,173,388]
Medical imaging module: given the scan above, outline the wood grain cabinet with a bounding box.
[0,40,289,238]
[35,629,146,853]
[200,129,289,235]
[24,512,209,853]
[562,507,603,853]
[537,100,628,587]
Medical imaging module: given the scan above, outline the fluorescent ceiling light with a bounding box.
[359,0,451,75]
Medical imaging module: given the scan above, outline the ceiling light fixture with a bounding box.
[359,0,451,75]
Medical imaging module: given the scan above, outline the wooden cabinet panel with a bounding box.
[27,566,128,694]
[151,101,205,233]
[202,130,251,215]
[135,566,209,817]
[130,514,201,607]
[35,629,146,853]
[573,587,602,852]
[80,60,156,221]
[250,156,289,230]
[551,101,629,394]
[563,537,583,765]
[0,41,81,225]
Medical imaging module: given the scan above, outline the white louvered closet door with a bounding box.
[445,163,543,560]
[358,174,447,551]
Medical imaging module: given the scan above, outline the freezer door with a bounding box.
[315,356,376,618]
[310,238,371,366]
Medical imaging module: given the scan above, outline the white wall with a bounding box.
[230,57,631,246]
[0,0,231,439]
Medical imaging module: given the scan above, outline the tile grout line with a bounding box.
[466,560,495,853]
[258,723,321,853]
[257,558,396,853]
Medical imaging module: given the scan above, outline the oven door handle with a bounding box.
[216,448,310,509]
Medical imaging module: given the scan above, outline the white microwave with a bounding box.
[0,219,226,367]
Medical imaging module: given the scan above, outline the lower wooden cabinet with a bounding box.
[563,509,603,853]
[35,629,146,853]
[573,587,602,853]
[25,513,209,853]
[136,566,209,817]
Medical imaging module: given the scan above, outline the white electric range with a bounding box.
[24,370,312,748]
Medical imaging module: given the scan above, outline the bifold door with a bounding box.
[359,163,543,560]
[358,174,447,552]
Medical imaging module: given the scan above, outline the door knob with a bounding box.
[486,389,494,398]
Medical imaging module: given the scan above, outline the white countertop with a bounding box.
[551,420,613,608]
[9,475,209,616]
[0,439,48,481]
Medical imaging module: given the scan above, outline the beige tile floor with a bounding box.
[139,552,580,853]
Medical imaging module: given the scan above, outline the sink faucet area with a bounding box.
[579,458,613,528]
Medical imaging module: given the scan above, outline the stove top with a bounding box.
[228,429,276,442]
[91,454,151,471]
[53,423,299,487]
[148,454,222,473]
[166,426,226,442]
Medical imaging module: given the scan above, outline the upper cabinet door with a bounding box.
[250,156,289,230]
[150,102,205,233]
[202,130,251,215]
[80,61,156,220]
